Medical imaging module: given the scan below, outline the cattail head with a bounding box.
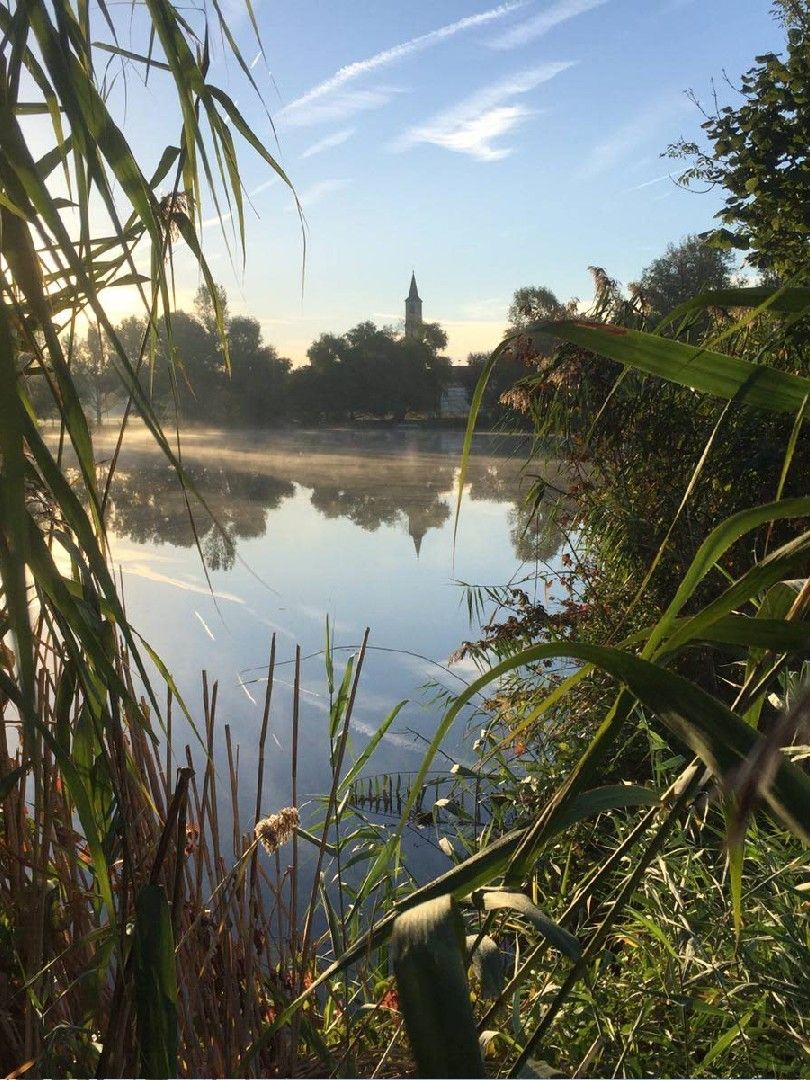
[255,807,299,855]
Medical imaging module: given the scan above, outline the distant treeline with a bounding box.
[32,285,523,428]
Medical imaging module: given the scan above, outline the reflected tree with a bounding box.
[106,439,543,565]
[107,463,294,570]
[508,499,565,564]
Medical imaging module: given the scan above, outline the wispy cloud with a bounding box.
[300,128,355,159]
[287,178,351,210]
[282,87,402,128]
[577,96,687,179]
[631,172,673,190]
[393,63,573,161]
[492,0,608,49]
[279,2,525,126]
[201,175,285,230]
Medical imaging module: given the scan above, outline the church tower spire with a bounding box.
[405,271,422,339]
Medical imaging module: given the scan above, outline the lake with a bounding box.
[88,426,569,881]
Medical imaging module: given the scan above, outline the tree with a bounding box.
[667,1,810,277]
[416,321,448,354]
[507,285,567,330]
[506,285,576,361]
[194,282,230,338]
[632,234,734,322]
[227,315,291,424]
[460,350,528,421]
[292,321,447,422]
[162,310,221,421]
[73,326,121,426]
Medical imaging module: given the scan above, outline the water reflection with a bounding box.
[108,465,294,571]
[103,430,565,567]
[91,429,572,887]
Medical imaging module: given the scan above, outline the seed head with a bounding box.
[255,807,299,855]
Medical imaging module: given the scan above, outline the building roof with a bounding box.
[407,271,420,302]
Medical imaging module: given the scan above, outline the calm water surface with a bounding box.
[98,427,567,879]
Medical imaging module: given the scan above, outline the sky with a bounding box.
[94,0,782,364]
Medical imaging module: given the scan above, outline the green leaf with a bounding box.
[648,497,810,658]
[664,285,810,324]
[392,896,485,1078]
[663,526,810,656]
[699,1009,755,1068]
[523,318,810,414]
[319,879,344,960]
[478,891,581,960]
[338,699,408,796]
[466,933,504,997]
[133,884,178,1079]
[543,784,659,838]
[454,339,507,541]
[245,783,658,1064]
[444,642,810,843]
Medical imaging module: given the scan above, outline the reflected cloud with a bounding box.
[118,563,246,603]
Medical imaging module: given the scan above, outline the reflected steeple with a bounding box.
[408,515,426,558]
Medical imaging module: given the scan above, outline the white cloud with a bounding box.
[631,172,672,190]
[492,0,608,49]
[288,178,351,210]
[282,87,401,128]
[422,105,534,161]
[393,63,573,161]
[278,2,525,125]
[577,96,687,179]
[300,128,355,159]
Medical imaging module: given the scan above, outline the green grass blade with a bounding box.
[523,319,810,414]
[454,337,510,542]
[338,699,408,796]
[662,284,810,326]
[647,496,810,658]
[392,896,485,1078]
[479,891,581,960]
[133,883,178,1079]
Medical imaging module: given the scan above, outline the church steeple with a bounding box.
[405,271,422,339]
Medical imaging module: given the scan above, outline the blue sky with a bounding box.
[103,0,782,363]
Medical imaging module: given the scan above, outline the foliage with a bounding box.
[507,285,570,330]
[487,264,810,662]
[80,293,293,427]
[0,0,299,1072]
[290,319,450,421]
[631,234,735,324]
[4,0,810,1075]
[247,284,810,1078]
[667,0,810,276]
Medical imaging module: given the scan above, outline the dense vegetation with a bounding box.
[2,1,810,1079]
